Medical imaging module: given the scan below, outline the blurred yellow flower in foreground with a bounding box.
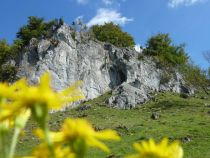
[35,118,120,154]
[60,118,120,152]
[127,138,183,158]
[0,118,14,132]
[22,143,75,158]
[0,72,85,121]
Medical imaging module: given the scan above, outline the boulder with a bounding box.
[108,83,148,109]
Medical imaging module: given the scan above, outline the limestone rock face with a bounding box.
[17,24,192,109]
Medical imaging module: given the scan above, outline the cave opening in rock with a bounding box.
[118,70,127,83]
[108,66,127,88]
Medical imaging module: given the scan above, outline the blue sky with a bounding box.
[0,0,210,68]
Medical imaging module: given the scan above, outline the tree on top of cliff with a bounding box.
[143,33,188,67]
[90,22,135,48]
[16,16,61,46]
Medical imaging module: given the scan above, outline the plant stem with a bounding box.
[44,126,52,146]
[0,131,8,158]
[8,128,20,158]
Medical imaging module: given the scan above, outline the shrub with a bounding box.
[137,54,144,60]
[16,16,61,46]
[0,64,17,82]
[180,63,209,94]
[143,33,188,67]
[0,39,21,82]
[160,72,172,84]
[0,40,11,65]
[91,22,135,48]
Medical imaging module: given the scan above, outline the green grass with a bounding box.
[16,91,210,158]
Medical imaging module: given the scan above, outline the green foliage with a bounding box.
[180,63,209,93]
[143,33,188,67]
[0,39,25,82]
[91,22,135,48]
[137,54,144,60]
[0,40,18,82]
[0,65,17,82]
[0,40,16,82]
[16,16,61,46]
[0,40,11,65]
[160,72,172,84]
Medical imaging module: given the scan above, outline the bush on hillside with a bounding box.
[0,39,17,61]
[0,40,19,82]
[180,63,209,94]
[0,64,17,82]
[143,33,188,67]
[91,22,135,48]
[0,39,11,65]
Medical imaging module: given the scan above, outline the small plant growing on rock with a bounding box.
[160,72,172,84]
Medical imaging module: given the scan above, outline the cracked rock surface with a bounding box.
[17,24,193,109]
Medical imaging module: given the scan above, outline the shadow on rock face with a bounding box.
[108,66,127,88]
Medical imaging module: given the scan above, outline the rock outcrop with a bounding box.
[16,24,193,109]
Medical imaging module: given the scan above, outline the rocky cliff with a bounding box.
[16,24,193,109]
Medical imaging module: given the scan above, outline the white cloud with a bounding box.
[134,44,142,53]
[168,0,203,7]
[87,8,133,27]
[76,0,88,5]
[102,0,113,5]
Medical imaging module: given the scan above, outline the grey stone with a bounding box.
[76,105,91,111]
[108,83,148,109]
[181,136,192,143]
[151,112,160,120]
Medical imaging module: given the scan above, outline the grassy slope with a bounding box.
[17,91,210,158]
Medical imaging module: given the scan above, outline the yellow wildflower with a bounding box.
[60,118,120,152]
[0,97,16,128]
[127,138,183,158]
[35,118,120,153]
[34,128,64,143]
[22,143,75,158]
[0,72,85,121]
[0,118,14,132]
[12,73,84,109]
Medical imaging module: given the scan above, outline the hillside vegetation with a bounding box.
[142,33,209,92]
[16,91,210,158]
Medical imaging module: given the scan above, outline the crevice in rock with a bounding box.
[108,65,127,88]
[27,50,39,65]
